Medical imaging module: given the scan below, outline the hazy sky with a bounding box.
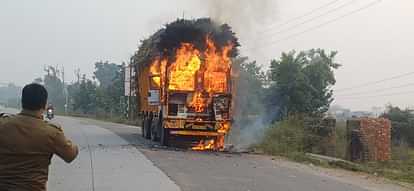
[1,0,413,111]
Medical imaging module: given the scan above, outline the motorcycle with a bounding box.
[46,109,54,120]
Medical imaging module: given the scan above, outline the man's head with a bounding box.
[22,83,48,111]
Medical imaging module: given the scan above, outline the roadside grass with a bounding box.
[255,118,305,158]
[368,148,414,183]
[334,121,348,159]
[254,118,414,185]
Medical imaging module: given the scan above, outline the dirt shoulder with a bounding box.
[263,155,413,191]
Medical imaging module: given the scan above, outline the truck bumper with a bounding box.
[169,130,224,137]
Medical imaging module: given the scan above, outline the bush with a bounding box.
[335,121,348,159]
[256,118,305,157]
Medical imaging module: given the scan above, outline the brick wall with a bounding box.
[347,118,391,162]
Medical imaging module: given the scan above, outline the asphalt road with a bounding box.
[46,116,180,191]
[0,107,409,191]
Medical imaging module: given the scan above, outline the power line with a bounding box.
[335,83,414,96]
[262,0,357,38]
[260,0,343,33]
[251,0,382,50]
[335,71,414,92]
[337,90,414,100]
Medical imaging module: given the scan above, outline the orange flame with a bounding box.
[204,36,233,93]
[191,136,225,151]
[149,35,233,113]
[218,122,231,134]
[189,92,206,112]
[192,139,215,151]
[168,43,201,91]
[149,58,167,87]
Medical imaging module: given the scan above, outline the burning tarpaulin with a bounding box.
[132,18,239,96]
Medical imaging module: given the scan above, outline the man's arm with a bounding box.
[50,124,79,163]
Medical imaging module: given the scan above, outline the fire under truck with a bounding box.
[132,18,239,150]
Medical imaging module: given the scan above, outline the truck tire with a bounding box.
[160,126,169,146]
[141,117,145,138]
[144,118,151,139]
[150,121,158,141]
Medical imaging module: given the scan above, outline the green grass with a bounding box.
[365,149,414,183]
[334,121,348,159]
[335,121,414,184]
[255,119,305,158]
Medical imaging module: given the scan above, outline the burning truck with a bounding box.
[132,18,239,150]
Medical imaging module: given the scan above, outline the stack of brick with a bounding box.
[347,118,391,162]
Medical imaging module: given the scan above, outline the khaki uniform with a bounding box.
[0,110,79,191]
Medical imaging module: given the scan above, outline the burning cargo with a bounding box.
[132,18,239,150]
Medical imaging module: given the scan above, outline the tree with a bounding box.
[43,66,65,112]
[67,82,80,112]
[235,57,266,116]
[0,83,21,108]
[268,49,340,118]
[381,105,414,147]
[94,61,120,88]
[71,75,97,114]
[94,62,125,116]
[65,62,125,117]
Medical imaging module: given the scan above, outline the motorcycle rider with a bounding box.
[46,103,54,119]
[46,103,55,115]
[0,83,79,191]
[47,103,54,111]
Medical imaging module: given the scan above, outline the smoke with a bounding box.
[227,57,279,150]
[200,0,279,51]
[180,1,279,150]
[196,1,280,149]
[230,111,274,150]
[203,0,277,29]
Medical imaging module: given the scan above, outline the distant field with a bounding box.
[0,106,19,114]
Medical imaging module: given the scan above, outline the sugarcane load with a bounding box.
[132,18,239,150]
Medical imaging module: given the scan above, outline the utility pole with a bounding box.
[129,63,133,121]
[124,63,131,120]
[62,66,68,114]
[123,62,134,121]
[75,68,81,83]
[127,65,130,119]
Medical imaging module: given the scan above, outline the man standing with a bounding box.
[0,83,79,191]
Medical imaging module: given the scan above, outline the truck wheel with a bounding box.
[141,117,145,138]
[144,118,151,139]
[160,126,169,146]
[150,121,158,141]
